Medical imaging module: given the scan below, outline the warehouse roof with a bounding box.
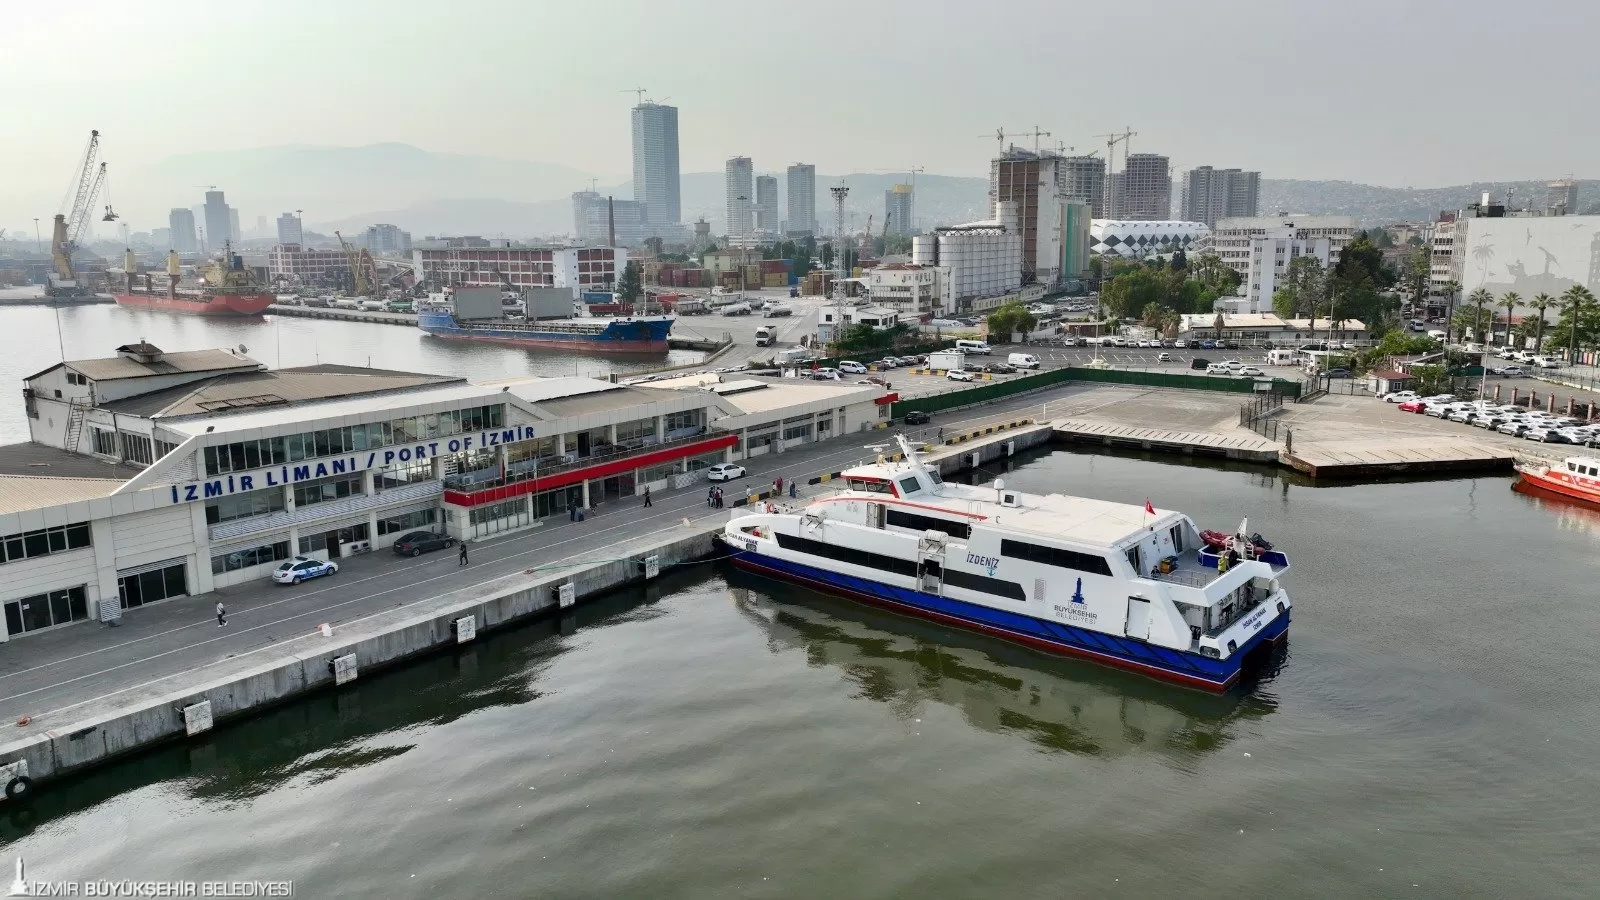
[0,476,120,515]
[35,348,262,382]
[0,441,144,480]
[101,368,463,418]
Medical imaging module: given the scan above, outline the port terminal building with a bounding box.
[0,344,889,642]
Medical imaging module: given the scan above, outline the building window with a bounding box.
[378,507,438,535]
[206,488,287,525]
[782,419,813,441]
[117,563,187,609]
[469,499,525,527]
[1,523,91,564]
[120,432,154,466]
[664,409,705,436]
[65,372,88,386]
[90,428,117,457]
[293,474,364,508]
[154,439,179,459]
[376,458,434,490]
[4,585,89,636]
[211,541,291,574]
[203,404,507,476]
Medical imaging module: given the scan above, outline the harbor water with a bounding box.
[2,448,1597,898]
[0,303,704,443]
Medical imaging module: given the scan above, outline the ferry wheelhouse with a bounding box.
[719,437,1291,691]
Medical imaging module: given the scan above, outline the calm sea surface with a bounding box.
[0,302,703,443]
[1,447,1597,898]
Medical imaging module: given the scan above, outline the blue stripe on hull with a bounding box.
[730,551,1289,692]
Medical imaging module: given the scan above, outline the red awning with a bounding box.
[875,392,899,405]
[444,434,737,507]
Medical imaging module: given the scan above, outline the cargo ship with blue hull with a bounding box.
[416,286,673,353]
[718,436,1292,692]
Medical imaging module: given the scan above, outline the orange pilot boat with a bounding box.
[1516,456,1600,506]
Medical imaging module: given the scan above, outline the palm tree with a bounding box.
[1467,288,1492,344]
[1561,285,1596,361]
[1499,291,1520,347]
[1531,292,1554,353]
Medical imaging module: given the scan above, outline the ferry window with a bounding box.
[1000,539,1113,576]
[773,533,918,578]
[1126,546,1143,575]
[897,476,921,496]
[926,468,942,485]
[885,509,971,539]
[943,568,1027,602]
[847,478,891,494]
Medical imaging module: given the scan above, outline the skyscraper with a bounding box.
[169,208,198,253]
[203,190,230,251]
[1058,155,1107,218]
[276,212,304,246]
[786,164,817,235]
[1116,154,1171,221]
[1180,166,1260,226]
[631,102,681,225]
[885,185,914,235]
[725,157,754,238]
[755,175,779,232]
[228,208,241,247]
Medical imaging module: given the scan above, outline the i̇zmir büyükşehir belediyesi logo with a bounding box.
[9,856,30,897]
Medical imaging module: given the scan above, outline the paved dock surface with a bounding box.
[1053,420,1279,460]
[0,395,1055,728]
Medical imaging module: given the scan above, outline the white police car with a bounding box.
[272,555,339,585]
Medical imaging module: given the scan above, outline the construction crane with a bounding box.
[979,128,1023,155]
[620,87,648,105]
[860,214,873,261]
[49,130,117,296]
[334,230,372,296]
[1023,125,1052,154]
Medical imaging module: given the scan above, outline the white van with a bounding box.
[1266,349,1301,366]
[954,339,991,355]
[1427,329,1446,341]
[1007,353,1041,370]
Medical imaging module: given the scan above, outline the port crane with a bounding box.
[49,130,118,297]
[333,230,374,296]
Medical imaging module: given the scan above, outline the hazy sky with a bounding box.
[4,0,1596,227]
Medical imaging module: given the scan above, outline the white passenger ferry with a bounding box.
[719,437,1292,691]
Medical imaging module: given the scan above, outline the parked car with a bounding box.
[839,360,868,374]
[1324,368,1351,378]
[1382,391,1420,403]
[1238,366,1265,377]
[1206,363,1230,374]
[1173,340,1188,349]
[947,369,975,382]
[391,530,457,557]
[809,367,839,380]
[1189,357,1211,370]
[1157,352,1172,362]
[706,463,746,482]
[903,410,932,425]
[1397,400,1427,413]
[1200,340,1217,350]
[1501,365,1526,377]
[272,556,338,585]
[1535,357,1562,369]
[877,358,900,370]
[981,363,1017,374]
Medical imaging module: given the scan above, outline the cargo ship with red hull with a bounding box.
[112,248,274,317]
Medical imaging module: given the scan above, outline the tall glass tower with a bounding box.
[631,103,681,225]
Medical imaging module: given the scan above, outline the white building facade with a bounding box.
[865,264,939,320]
[1211,216,1357,310]
[412,246,626,295]
[786,164,817,235]
[1090,220,1210,259]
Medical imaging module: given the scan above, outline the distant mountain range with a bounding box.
[128,143,1593,240]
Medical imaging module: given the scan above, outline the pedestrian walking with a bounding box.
[643,486,653,508]
[707,486,716,508]
[789,480,797,498]
[776,476,784,495]
[458,541,469,566]
[215,602,227,627]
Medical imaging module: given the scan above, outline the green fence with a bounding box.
[893,367,1300,416]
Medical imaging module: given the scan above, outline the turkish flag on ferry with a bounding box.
[1144,499,1156,515]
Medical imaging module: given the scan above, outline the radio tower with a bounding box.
[829,183,850,352]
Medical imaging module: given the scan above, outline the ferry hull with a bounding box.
[729,550,1288,692]
[419,329,667,353]
[113,291,274,316]
[1516,466,1600,505]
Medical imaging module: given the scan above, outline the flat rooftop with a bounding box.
[103,366,464,418]
[0,442,144,481]
[652,373,882,416]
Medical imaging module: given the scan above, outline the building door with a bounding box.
[1124,597,1151,641]
[117,559,188,610]
[576,432,591,457]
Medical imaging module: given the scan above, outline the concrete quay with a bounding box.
[0,413,1039,798]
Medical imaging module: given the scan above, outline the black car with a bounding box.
[981,363,1016,374]
[1189,357,1211,370]
[903,410,932,425]
[392,530,457,557]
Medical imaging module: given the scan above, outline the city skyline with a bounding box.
[3,0,1595,232]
